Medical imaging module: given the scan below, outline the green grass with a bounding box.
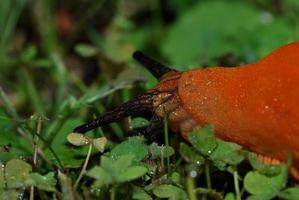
[1,0,299,199]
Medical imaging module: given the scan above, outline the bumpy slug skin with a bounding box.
[178,42,299,179]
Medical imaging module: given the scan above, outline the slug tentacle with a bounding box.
[73,90,159,134]
[133,51,178,80]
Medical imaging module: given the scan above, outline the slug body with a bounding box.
[74,42,299,179]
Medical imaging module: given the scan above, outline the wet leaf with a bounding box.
[132,186,152,200]
[210,140,244,168]
[247,152,281,176]
[118,166,147,182]
[278,187,299,200]
[28,172,56,192]
[179,143,205,165]
[87,155,147,188]
[244,164,288,199]
[108,136,148,164]
[67,132,90,146]
[224,192,236,200]
[92,137,107,152]
[188,125,217,156]
[5,159,32,188]
[153,184,188,200]
[130,117,150,129]
[149,143,174,159]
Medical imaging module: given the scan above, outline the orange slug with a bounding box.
[74,42,299,180]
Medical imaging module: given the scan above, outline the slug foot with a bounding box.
[255,153,299,181]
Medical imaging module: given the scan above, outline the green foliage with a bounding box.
[130,117,150,129]
[162,1,296,67]
[1,0,299,199]
[153,184,188,200]
[149,142,174,159]
[107,136,148,163]
[0,159,56,198]
[187,125,245,169]
[278,187,299,200]
[244,164,288,200]
[87,155,148,188]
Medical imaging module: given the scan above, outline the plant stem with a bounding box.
[204,161,212,196]
[186,175,197,200]
[73,143,93,190]
[30,116,43,200]
[163,115,170,175]
[110,185,116,200]
[233,167,241,200]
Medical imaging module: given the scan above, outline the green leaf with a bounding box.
[114,155,135,175]
[247,153,281,176]
[108,136,148,164]
[0,109,32,162]
[67,132,90,146]
[27,172,56,192]
[87,166,113,188]
[118,166,147,182]
[210,140,244,167]
[44,119,89,168]
[75,43,99,57]
[153,184,188,200]
[88,165,111,181]
[244,164,288,199]
[246,195,270,200]
[132,186,152,200]
[224,192,236,200]
[100,156,117,175]
[5,159,32,188]
[87,155,147,188]
[188,125,217,156]
[20,45,37,62]
[0,190,19,200]
[278,187,299,200]
[130,117,150,129]
[92,137,107,152]
[162,1,295,67]
[179,143,205,165]
[149,143,174,159]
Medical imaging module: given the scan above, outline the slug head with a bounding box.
[73,51,181,134]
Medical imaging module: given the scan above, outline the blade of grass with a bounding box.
[0,0,27,54]
[20,69,45,115]
[50,53,67,116]
[0,87,19,120]
[31,0,58,54]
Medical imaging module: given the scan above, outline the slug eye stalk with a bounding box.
[73,51,178,134]
[132,51,177,80]
[73,90,158,134]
